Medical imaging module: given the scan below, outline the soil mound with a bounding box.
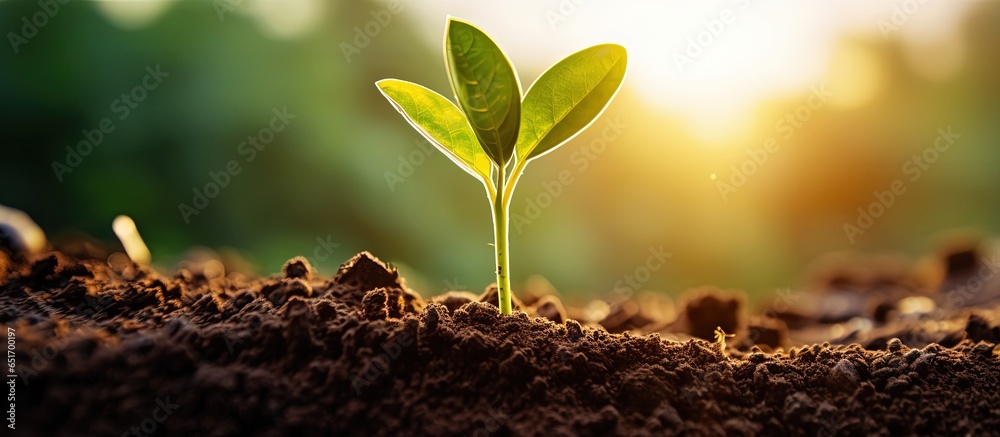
[2,244,999,436]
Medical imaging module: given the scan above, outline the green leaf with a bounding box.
[376,79,494,184]
[445,18,521,167]
[516,44,627,162]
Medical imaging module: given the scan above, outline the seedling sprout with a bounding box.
[714,326,734,353]
[0,203,47,254]
[377,17,627,315]
[112,215,151,265]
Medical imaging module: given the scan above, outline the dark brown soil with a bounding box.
[1,238,999,436]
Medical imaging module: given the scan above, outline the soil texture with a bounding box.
[2,237,999,436]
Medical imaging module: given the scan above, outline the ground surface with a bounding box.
[1,239,999,436]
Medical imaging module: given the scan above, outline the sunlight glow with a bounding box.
[895,0,969,81]
[249,0,326,40]
[95,0,174,30]
[902,25,966,82]
[825,43,884,110]
[408,1,974,141]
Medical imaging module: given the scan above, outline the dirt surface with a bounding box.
[2,237,999,436]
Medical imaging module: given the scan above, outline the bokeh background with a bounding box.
[1,0,998,303]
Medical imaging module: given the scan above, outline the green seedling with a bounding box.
[377,17,627,315]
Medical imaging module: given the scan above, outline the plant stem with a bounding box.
[491,165,512,315]
[502,160,526,207]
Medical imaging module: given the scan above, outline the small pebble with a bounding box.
[829,359,859,391]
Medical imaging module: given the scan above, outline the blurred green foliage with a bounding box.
[2,1,999,303]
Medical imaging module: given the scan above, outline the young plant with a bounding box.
[714,326,734,353]
[376,17,627,315]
